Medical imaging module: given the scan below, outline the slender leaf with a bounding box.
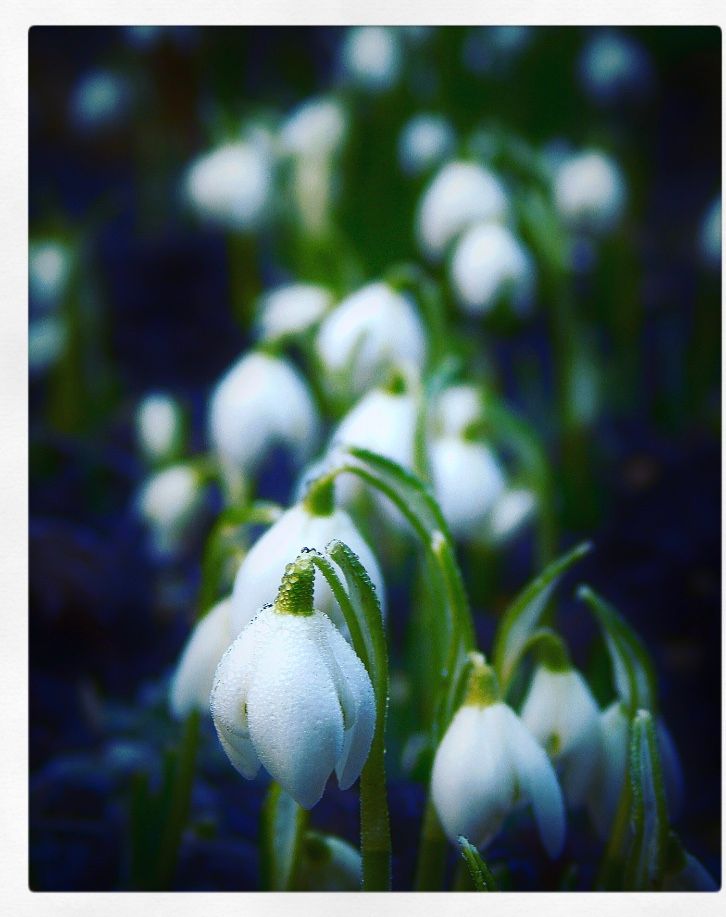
[457,836,497,891]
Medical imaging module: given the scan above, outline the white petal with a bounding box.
[504,705,565,858]
[214,715,261,779]
[169,598,234,719]
[587,700,629,839]
[246,615,344,808]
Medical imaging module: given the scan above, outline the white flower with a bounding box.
[28,315,67,374]
[256,284,333,342]
[208,351,319,486]
[553,150,626,235]
[431,690,565,855]
[210,560,376,809]
[398,114,456,177]
[487,488,536,543]
[184,140,273,231]
[137,463,205,557]
[136,393,183,464]
[316,282,427,396]
[169,598,233,719]
[417,161,508,260]
[230,500,385,635]
[578,32,653,105]
[520,665,602,807]
[587,701,683,840]
[430,437,506,541]
[70,70,132,131]
[332,385,417,473]
[279,97,347,159]
[341,27,401,92]
[431,384,483,438]
[296,831,362,891]
[29,240,72,312]
[451,221,536,317]
[699,195,721,269]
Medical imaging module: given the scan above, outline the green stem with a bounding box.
[227,231,260,331]
[359,730,391,890]
[414,796,448,890]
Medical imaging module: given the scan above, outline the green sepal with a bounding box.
[457,836,497,891]
[259,781,309,891]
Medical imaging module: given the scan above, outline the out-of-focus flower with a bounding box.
[431,384,483,438]
[331,383,417,473]
[137,463,206,558]
[295,831,362,891]
[417,161,508,260]
[341,26,401,92]
[279,96,347,159]
[169,597,233,719]
[28,315,67,374]
[520,663,602,807]
[431,654,565,855]
[462,26,533,76]
[256,283,333,342]
[69,69,132,131]
[136,393,184,465]
[451,221,536,316]
[230,499,385,635]
[184,140,273,231]
[553,150,626,235]
[487,488,536,542]
[430,437,506,541]
[578,31,653,105]
[398,114,456,177]
[316,282,427,396]
[699,195,721,269]
[587,701,684,840]
[29,240,72,312]
[208,351,319,493]
[211,556,375,808]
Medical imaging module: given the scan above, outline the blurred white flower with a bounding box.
[587,701,684,840]
[578,31,653,105]
[29,240,72,312]
[211,558,375,808]
[136,393,183,465]
[316,282,427,396]
[398,114,456,177]
[487,487,536,543]
[256,283,333,342]
[332,385,417,473]
[553,150,626,235]
[431,384,483,438]
[279,96,347,159]
[451,221,536,316]
[208,351,319,489]
[520,665,602,807]
[70,70,132,131]
[431,656,565,855]
[184,140,273,231]
[341,27,401,92]
[417,161,508,260]
[699,195,721,269]
[169,597,233,719]
[28,315,67,374]
[296,831,362,891]
[430,437,506,541]
[230,500,385,635]
[137,463,205,558]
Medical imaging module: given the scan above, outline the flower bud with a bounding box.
[136,393,184,465]
[341,27,402,93]
[230,499,385,636]
[256,284,333,343]
[169,597,233,719]
[398,114,456,177]
[137,463,205,558]
[29,239,72,312]
[451,221,536,317]
[211,560,376,808]
[520,664,602,807]
[316,283,427,396]
[417,161,508,261]
[431,656,565,855]
[553,150,626,235]
[208,351,319,488]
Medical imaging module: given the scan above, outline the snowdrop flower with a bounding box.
[398,114,456,177]
[29,315,67,374]
[184,140,273,231]
[578,31,653,105]
[520,657,602,807]
[169,597,233,719]
[137,463,206,558]
[341,27,401,93]
[488,488,536,543]
[136,393,184,465]
[211,555,376,808]
[431,384,483,438]
[256,284,333,342]
[451,222,536,316]
[553,150,626,235]
[208,351,319,494]
[417,161,508,260]
[699,195,721,269]
[587,700,684,840]
[230,490,385,635]
[316,282,427,396]
[296,831,362,891]
[430,437,506,541]
[431,653,565,855]
[279,97,347,159]
[29,240,72,312]
[70,70,132,131]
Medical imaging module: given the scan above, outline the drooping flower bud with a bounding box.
[256,284,333,343]
[341,27,402,93]
[279,96,347,160]
[137,463,206,558]
[553,149,626,235]
[398,114,456,178]
[211,556,376,809]
[136,392,184,466]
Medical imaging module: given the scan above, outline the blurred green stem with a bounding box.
[414,796,448,890]
[227,231,260,331]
